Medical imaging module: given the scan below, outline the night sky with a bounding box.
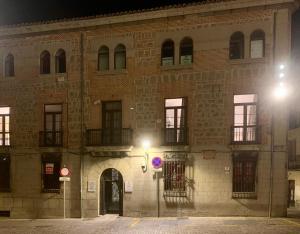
[0,0,299,56]
[0,0,202,25]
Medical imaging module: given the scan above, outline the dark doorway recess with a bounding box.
[100,168,123,216]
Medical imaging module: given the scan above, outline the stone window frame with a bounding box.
[232,151,258,199]
[40,50,51,75]
[229,31,245,60]
[0,154,10,192]
[41,153,61,193]
[55,49,66,74]
[98,45,109,71]
[4,53,15,77]
[250,29,265,59]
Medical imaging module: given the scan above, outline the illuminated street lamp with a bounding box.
[141,139,151,173]
[269,63,289,218]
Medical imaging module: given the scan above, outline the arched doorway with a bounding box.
[100,168,123,216]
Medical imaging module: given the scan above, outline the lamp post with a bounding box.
[269,64,288,218]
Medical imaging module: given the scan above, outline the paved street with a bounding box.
[1,216,300,234]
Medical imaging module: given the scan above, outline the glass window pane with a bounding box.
[4,133,9,146]
[99,54,109,70]
[115,52,126,69]
[234,94,257,104]
[0,107,10,115]
[234,106,244,126]
[45,104,62,112]
[250,40,263,58]
[166,109,174,128]
[247,105,256,125]
[165,98,183,107]
[0,116,2,132]
[4,116,9,132]
[45,115,53,131]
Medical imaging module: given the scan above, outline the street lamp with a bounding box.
[269,63,289,218]
[141,139,151,173]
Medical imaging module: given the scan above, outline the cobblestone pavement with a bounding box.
[1,215,300,234]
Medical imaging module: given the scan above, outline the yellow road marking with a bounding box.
[129,218,140,228]
[281,218,300,227]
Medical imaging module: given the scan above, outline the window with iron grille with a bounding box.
[164,98,187,145]
[180,37,193,65]
[41,153,61,192]
[98,46,109,71]
[55,49,66,73]
[0,154,10,192]
[233,94,258,143]
[0,107,10,146]
[232,152,257,199]
[114,44,126,70]
[163,160,186,196]
[250,30,265,59]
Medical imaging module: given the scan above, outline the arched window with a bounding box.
[161,40,174,66]
[114,44,126,70]
[4,54,14,77]
[40,50,50,74]
[55,49,66,73]
[229,32,244,60]
[98,46,109,71]
[180,37,193,64]
[250,30,265,58]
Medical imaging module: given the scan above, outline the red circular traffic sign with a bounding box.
[60,167,70,177]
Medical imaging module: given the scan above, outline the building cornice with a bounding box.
[0,0,297,38]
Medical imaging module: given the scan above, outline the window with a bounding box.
[40,104,62,146]
[114,44,126,70]
[164,98,187,145]
[250,30,265,58]
[0,154,10,192]
[161,40,174,66]
[163,159,186,195]
[229,32,244,60]
[102,101,122,145]
[55,49,66,73]
[232,152,257,199]
[40,50,50,74]
[288,140,297,169]
[98,46,109,71]
[180,37,193,64]
[0,107,10,146]
[4,54,14,77]
[41,153,61,192]
[233,94,258,143]
[289,110,300,129]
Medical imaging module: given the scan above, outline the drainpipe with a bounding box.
[269,10,277,219]
[80,32,85,218]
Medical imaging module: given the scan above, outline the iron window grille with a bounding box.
[163,159,186,197]
[41,153,61,193]
[0,154,10,192]
[232,152,257,199]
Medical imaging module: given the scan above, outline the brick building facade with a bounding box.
[0,0,297,218]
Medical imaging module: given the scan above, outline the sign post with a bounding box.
[59,166,71,219]
[152,157,163,218]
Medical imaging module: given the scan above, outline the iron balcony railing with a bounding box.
[39,131,63,147]
[86,128,133,146]
[231,126,261,144]
[162,128,188,146]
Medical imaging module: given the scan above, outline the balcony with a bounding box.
[86,128,133,146]
[39,131,63,147]
[162,128,188,146]
[231,126,260,144]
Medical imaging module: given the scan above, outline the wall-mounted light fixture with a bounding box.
[141,139,151,173]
